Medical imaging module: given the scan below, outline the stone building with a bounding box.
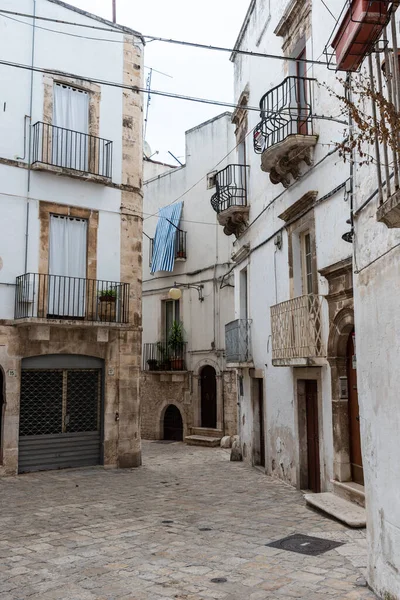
[0,0,144,474]
[141,114,238,445]
[215,0,365,515]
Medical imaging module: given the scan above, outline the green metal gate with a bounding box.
[18,368,102,473]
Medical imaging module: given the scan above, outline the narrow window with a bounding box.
[301,232,313,295]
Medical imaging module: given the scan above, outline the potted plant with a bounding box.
[168,321,186,371]
[98,287,118,322]
[147,358,158,371]
[157,342,171,371]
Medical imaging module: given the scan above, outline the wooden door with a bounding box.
[201,366,217,429]
[347,331,364,485]
[296,48,308,135]
[305,380,321,493]
[258,379,265,467]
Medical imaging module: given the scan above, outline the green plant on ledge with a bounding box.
[98,288,118,302]
[168,321,186,370]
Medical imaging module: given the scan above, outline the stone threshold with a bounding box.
[304,492,366,528]
[185,435,221,447]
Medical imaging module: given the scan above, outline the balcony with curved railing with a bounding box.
[210,164,249,237]
[253,77,318,187]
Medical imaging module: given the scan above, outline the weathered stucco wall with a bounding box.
[230,0,352,490]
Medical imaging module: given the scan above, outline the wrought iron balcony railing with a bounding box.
[210,164,249,214]
[149,228,187,267]
[225,319,252,364]
[32,121,113,179]
[270,294,325,363]
[143,341,187,371]
[15,273,129,323]
[253,77,315,155]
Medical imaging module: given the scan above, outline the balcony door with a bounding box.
[53,83,89,171]
[48,215,87,318]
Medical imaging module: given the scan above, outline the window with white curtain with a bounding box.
[52,83,89,171]
[48,215,88,318]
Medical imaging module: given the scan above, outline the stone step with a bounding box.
[185,435,221,447]
[191,427,224,438]
[332,480,366,508]
[304,492,366,528]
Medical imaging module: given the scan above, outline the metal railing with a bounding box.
[143,341,187,371]
[149,228,187,266]
[225,319,252,363]
[32,121,113,179]
[210,164,249,214]
[270,294,325,361]
[253,77,315,155]
[15,273,129,323]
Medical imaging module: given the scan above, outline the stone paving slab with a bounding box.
[0,441,377,600]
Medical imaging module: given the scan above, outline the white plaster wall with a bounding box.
[144,160,177,181]
[230,0,352,487]
[0,0,140,318]
[142,113,236,369]
[353,75,400,597]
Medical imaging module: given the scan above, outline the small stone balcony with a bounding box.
[31,121,113,184]
[210,164,249,237]
[14,273,129,325]
[253,77,318,188]
[270,294,325,367]
[225,319,253,367]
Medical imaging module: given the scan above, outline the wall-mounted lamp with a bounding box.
[168,282,204,302]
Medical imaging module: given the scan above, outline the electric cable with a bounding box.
[0,9,331,65]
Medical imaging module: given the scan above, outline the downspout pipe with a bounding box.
[24,0,36,274]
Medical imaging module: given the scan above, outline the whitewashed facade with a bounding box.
[0,0,144,474]
[223,1,400,598]
[226,0,355,490]
[141,113,238,443]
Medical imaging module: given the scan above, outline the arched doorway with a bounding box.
[163,405,183,441]
[0,368,3,464]
[200,366,217,429]
[346,330,364,484]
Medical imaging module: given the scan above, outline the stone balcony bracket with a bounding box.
[261,134,318,188]
[376,189,400,228]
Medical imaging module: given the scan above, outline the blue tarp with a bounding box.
[150,202,183,274]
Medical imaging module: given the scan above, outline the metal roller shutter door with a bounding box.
[18,368,102,473]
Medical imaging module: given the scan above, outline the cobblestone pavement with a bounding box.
[0,442,377,600]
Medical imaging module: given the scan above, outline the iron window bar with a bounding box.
[225,319,252,363]
[210,163,249,214]
[143,341,187,371]
[148,228,187,265]
[31,121,113,179]
[323,0,395,71]
[14,273,130,323]
[253,76,315,155]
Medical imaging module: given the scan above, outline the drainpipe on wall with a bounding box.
[24,0,36,274]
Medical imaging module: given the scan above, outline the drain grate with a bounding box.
[210,578,227,583]
[199,527,212,531]
[266,534,344,556]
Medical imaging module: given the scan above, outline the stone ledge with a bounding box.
[377,189,400,228]
[31,162,110,186]
[304,492,366,528]
[14,318,134,331]
[185,435,221,447]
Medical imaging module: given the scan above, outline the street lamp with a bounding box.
[168,282,204,302]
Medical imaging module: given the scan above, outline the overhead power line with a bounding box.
[0,9,329,65]
[0,58,263,112]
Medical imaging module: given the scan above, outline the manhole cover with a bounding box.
[266,534,344,556]
[210,578,227,583]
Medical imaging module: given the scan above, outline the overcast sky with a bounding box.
[67,0,249,164]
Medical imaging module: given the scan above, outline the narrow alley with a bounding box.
[0,442,375,600]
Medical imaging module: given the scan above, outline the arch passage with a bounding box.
[201,365,217,429]
[163,405,183,441]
